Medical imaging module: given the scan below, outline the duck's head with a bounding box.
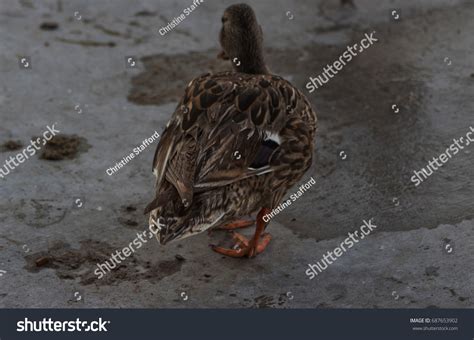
[218,3,269,74]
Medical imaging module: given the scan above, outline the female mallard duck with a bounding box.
[145,3,317,258]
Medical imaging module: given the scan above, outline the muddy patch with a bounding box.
[1,140,23,152]
[24,240,183,286]
[37,134,90,160]
[39,22,59,31]
[248,294,290,308]
[117,204,145,230]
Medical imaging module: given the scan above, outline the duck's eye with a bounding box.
[221,17,228,23]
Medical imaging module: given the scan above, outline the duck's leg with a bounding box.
[211,208,272,258]
[207,219,254,236]
[218,219,254,230]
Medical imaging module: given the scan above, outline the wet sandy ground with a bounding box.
[0,0,473,308]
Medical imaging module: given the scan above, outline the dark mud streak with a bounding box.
[249,294,290,308]
[1,140,23,151]
[24,240,183,286]
[55,38,116,47]
[117,205,144,230]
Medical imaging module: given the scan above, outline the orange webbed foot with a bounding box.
[210,207,272,258]
[210,232,271,258]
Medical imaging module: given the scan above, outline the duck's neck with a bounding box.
[234,51,269,75]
